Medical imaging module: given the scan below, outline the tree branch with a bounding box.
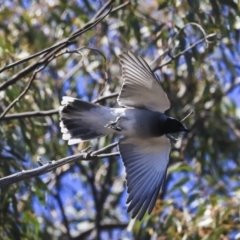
[0,92,119,121]
[0,60,52,119]
[0,0,114,91]
[0,109,59,121]
[0,144,119,188]
[152,32,216,72]
[111,0,130,13]
[150,21,217,72]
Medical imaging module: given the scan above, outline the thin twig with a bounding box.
[111,0,130,13]
[60,60,84,86]
[56,46,107,86]
[153,33,216,71]
[181,111,194,122]
[54,46,106,61]
[0,60,51,119]
[168,22,212,56]
[93,92,119,103]
[93,0,114,21]
[151,22,213,69]
[68,2,113,40]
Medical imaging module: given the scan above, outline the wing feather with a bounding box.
[119,136,171,220]
[118,51,170,113]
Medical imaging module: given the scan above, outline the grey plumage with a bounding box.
[118,51,170,112]
[59,51,188,220]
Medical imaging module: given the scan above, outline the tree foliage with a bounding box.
[0,0,240,239]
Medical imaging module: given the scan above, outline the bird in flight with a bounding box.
[59,51,189,220]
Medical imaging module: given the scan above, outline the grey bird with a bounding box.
[59,51,189,220]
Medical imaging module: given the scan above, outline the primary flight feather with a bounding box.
[59,51,189,220]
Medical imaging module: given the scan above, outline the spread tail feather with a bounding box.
[59,96,114,145]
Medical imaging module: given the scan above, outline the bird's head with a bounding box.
[164,117,189,134]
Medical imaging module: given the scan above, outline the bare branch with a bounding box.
[0,109,59,121]
[181,111,194,122]
[91,142,118,156]
[93,0,114,20]
[0,0,115,91]
[111,0,130,13]
[54,46,106,61]
[0,144,119,188]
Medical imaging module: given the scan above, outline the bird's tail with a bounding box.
[59,96,114,145]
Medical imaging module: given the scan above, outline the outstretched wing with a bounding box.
[118,136,171,220]
[118,51,170,113]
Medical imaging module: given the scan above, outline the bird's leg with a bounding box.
[105,117,122,132]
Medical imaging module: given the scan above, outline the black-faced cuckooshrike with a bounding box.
[59,51,189,220]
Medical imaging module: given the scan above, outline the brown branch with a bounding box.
[0,144,119,188]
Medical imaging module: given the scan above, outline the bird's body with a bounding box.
[61,100,170,141]
[113,108,169,138]
[59,51,189,220]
